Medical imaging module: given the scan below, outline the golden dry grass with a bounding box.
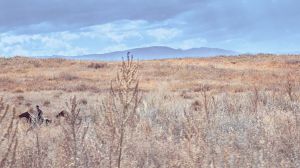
[1,54,300,93]
[0,54,299,168]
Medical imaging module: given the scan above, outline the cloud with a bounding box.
[0,20,183,56]
[82,21,145,42]
[0,32,88,56]
[146,28,181,41]
[101,44,129,53]
[0,0,203,34]
[1,0,300,55]
[177,38,208,50]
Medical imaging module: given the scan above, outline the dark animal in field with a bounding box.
[44,118,52,125]
[19,111,52,126]
[19,112,34,123]
[56,110,67,118]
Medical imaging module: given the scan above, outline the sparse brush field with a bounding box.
[0,54,299,168]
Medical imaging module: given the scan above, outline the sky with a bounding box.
[0,0,300,56]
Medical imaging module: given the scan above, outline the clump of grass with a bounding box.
[14,88,24,93]
[25,102,32,107]
[87,62,107,69]
[43,100,51,107]
[286,73,295,101]
[16,95,25,101]
[58,72,79,81]
[79,98,88,105]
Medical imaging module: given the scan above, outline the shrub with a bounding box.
[58,72,79,81]
[79,99,88,105]
[87,63,107,69]
[43,100,51,107]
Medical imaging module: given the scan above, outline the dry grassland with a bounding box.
[0,54,299,167]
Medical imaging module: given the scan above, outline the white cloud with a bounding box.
[0,34,40,45]
[0,19,199,56]
[80,20,145,43]
[0,32,88,56]
[59,32,80,41]
[3,45,29,56]
[173,37,208,49]
[146,28,181,41]
[101,44,129,53]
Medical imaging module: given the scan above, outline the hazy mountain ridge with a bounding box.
[40,46,238,61]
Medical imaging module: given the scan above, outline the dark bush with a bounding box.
[87,63,107,69]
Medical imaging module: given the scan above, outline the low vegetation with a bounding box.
[0,54,299,167]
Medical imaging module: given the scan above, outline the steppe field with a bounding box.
[0,54,299,168]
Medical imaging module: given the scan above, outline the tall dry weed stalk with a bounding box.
[252,86,260,114]
[99,53,141,168]
[200,84,210,124]
[0,97,19,168]
[286,73,295,101]
[61,96,89,168]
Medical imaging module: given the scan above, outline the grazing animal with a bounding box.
[56,110,67,118]
[19,112,34,123]
[19,108,52,127]
[44,118,52,125]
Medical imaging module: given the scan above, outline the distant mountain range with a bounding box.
[40,46,238,61]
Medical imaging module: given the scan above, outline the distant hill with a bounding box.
[41,46,238,61]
